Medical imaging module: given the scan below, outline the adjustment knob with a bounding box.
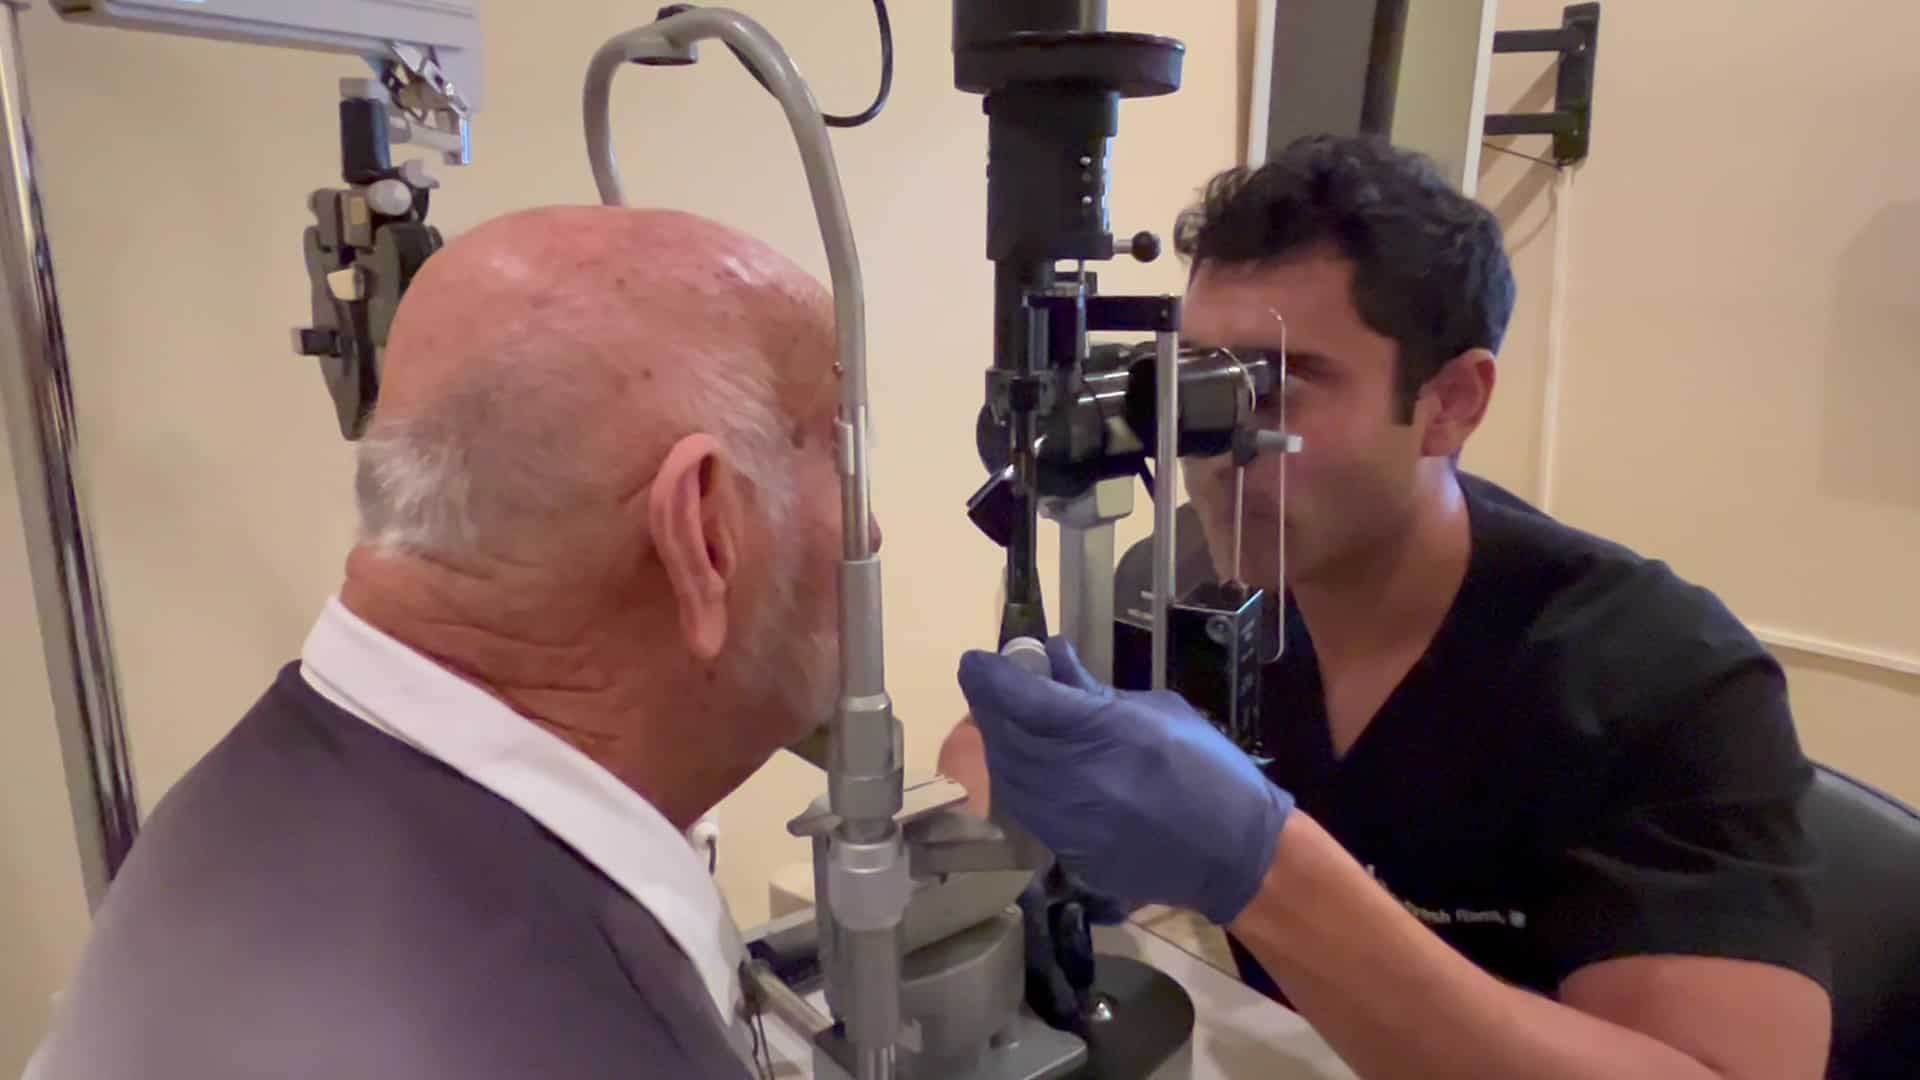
[1000,636,1051,678]
[366,178,415,218]
[1120,230,1161,263]
[293,327,340,357]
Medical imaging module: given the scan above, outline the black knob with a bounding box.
[295,328,340,357]
[1052,899,1095,993]
[1128,230,1161,263]
[966,467,1018,549]
[636,5,699,67]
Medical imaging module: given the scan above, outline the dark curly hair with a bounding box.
[1174,135,1515,422]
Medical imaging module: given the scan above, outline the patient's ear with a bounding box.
[649,434,739,661]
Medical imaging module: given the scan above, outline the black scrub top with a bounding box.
[1230,473,1830,1001]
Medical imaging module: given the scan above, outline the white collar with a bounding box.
[298,598,746,1027]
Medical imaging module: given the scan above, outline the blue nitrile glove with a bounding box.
[956,636,1294,926]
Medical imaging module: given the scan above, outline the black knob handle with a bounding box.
[1052,899,1096,993]
[295,328,340,357]
[1127,230,1161,263]
[636,5,699,67]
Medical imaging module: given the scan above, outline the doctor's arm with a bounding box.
[952,641,1830,1080]
[1229,810,1828,1080]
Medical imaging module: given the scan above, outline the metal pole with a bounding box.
[0,0,139,911]
[1151,329,1178,691]
[1045,476,1132,684]
[1059,517,1115,681]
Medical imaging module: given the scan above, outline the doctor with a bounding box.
[945,135,1831,1079]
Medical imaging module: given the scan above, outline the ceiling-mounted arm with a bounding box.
[59,2,486,439]
[52,0,485,109]
[7,1,486,913]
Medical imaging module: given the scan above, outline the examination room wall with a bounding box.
[0,1,1235,1069]
[1468,1,1920,804]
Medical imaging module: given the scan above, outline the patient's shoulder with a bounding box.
[39,668,743,1077]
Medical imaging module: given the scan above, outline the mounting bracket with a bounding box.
[1483,2,1600,165]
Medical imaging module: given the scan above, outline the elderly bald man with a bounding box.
[28,206,864,1080]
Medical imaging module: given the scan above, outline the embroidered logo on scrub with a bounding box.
[1365,865,1529,930]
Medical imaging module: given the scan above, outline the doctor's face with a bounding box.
[1180,253,1428,593]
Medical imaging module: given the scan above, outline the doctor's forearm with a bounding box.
[1228,812,1721,1080]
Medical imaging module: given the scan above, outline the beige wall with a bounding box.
[0,1,1238,1070]
[1471,1,1920,800]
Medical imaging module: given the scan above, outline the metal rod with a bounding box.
[0,0,139,911]
[1059,519,1115,682]
[996,260,1051,643]
[1229,351,1259,591]
[1270,309,1291,659]
[746,961,831,1038]
[856,1045,894,1080]
[1052,484,1122,683]
[1484,111,1579,137]
[1151,329,1178,691]
[1231,466,1244,585]
[1492,27,1579,53]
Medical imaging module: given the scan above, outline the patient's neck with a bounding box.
[338,544,742,831]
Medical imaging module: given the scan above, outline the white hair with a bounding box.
[353,344,797,559]
[353,339,838,734]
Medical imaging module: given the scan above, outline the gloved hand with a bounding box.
[956,636,1294,926]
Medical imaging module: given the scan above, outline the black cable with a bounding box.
[1482,140,1564,170]
[743,1005,770,1080]
[753,1007,774,1078]
[822,0,893,128]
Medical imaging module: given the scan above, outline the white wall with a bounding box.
[0,1,1240,1070]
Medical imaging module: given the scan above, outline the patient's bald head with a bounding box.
[363,206,833,556]
[341,206,855,828]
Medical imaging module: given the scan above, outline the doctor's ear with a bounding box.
[1419,349,1496,459]
[649,434,740,661]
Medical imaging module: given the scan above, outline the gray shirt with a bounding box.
[29,663,752,1079]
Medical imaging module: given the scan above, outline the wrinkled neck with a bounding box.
[338,545,756,830]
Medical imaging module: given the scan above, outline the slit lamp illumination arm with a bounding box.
[584,11,903,1080]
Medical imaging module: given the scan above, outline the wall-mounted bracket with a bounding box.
[1484,2,1599,165]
